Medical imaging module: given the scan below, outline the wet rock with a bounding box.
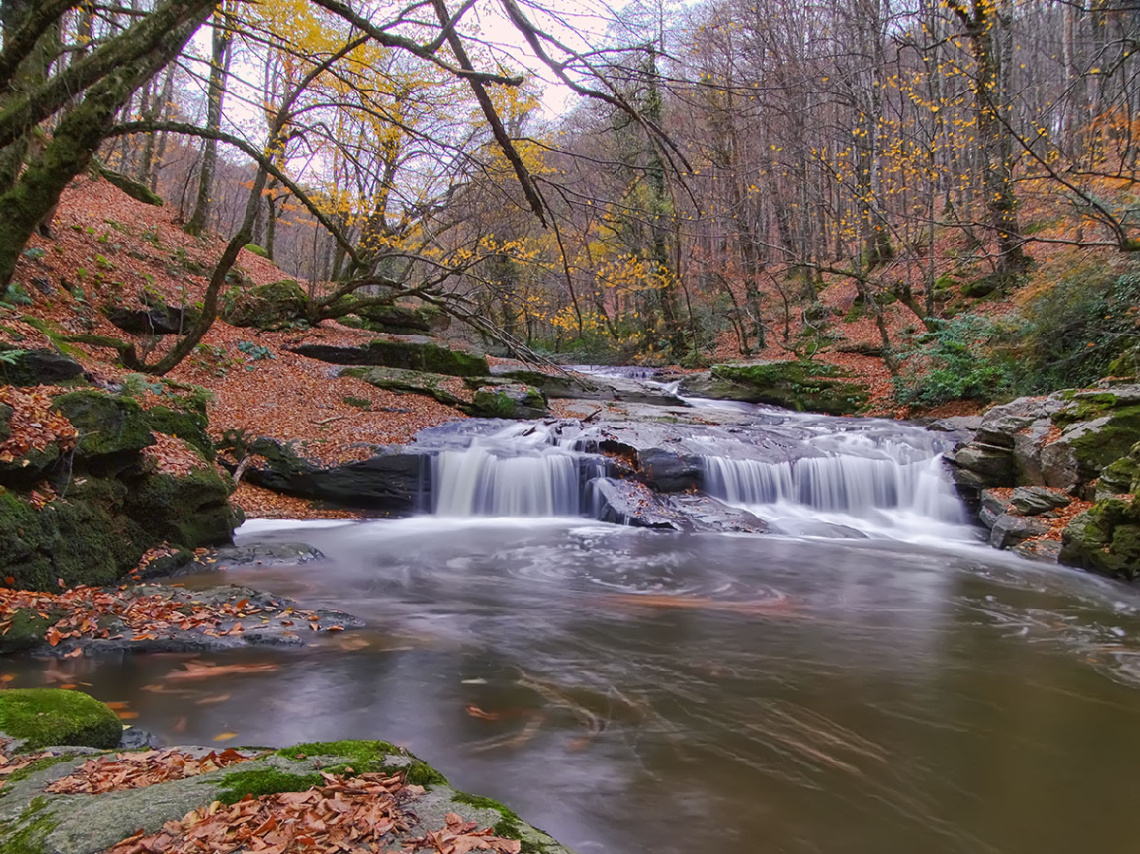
[979,489,1009,528]
[636,447,704,492]
[1012,538,1063,564]
[989,514,1050,550]
[591,477,767,533]
[211,542,326,568]
[493,367,681,406]
[1009,486,1071,516]
[118,728,162,750]
[291,335,489,377]
[947,442,1014,485]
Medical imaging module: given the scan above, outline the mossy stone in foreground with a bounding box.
[0,689,121,751]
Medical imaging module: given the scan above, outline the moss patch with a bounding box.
[451,792,547,853]
[0,689,121,751]
[0,795,58,854]
[710,361,869,416]
[275,739,399,771]
[0,609,52,654]
[216,768,325,805]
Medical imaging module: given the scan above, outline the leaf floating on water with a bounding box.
[465,704,501,721]
[212,732,238,742]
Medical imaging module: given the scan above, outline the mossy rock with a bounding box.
[124,467,239,548]
[1060,498,1140,580]
[0,345,84,387]
[0,689,121,751]
[143,404,214,460]
[366,337,488,377]
[51,389,154,463]
[461,384,547,419]
[343,365,464,406]
[1065,405,1140,477]
[686,360,869,415]
[0,488,143,591]
[0,609,53,655]
[223,280,307,330]
[350,304,439,335]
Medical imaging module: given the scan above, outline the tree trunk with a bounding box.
[185,6,232,237]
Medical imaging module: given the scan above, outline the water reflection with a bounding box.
[7,518,1140,854]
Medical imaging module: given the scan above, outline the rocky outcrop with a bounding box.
[342,366,465,406]
[0,344,84,386]
[946,382,1140,577]
[0,389,241,591]
[461,383,548,419]
[104,303,198,335]
[291,335,489,377]
[679,360,869,415]
[224,436,423,513]
[592,477,769,533]
[223,279,308,330]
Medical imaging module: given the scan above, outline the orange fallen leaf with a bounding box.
[212,732,238,742]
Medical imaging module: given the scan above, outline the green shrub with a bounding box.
[894,314,1020,406]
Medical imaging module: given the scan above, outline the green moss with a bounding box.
[143,405,214,459]
[1052,392,1120,427]
[0,689,121,751]
[51,390,154,460]
[341,395,372,410]
[124,468,238,548]
[711,361,869,416]
[1068,404,1140,474]
[223,280,307,330]
[1061,498,1140,580]
[365,338,489,377]
[404,760,448,787]
[0,609,52,654]
[0,795,58,854]
[451,792,547,853]
[276,739,399,771]
[216,768,323,805]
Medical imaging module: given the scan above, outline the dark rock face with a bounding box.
[105,304,198,335]
[0,345,84,386]
[680,361,869,416]
[990,514,1050,549]
[237,437,423,513]
[291,336,489,377]
[1009,486,1071,516]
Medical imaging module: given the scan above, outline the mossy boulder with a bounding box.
[681,360,869,415]
[0,689,121,751]
[223,280,308,330]
[461,384,547,419]
[0,345,84,387]
[349,304,446,335]
[124,467,240,547]
[143,403,214,459]
[0,488,143,591]
[0,609,53,655]
[342,366,464,406]
[51,389,154,464]
[292,336,488,377]
[1060,498,1140,580]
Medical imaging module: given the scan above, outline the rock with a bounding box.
[142,401,214,459]
[1009,486,1071,516]
[52,389,154,465]
[947,442,1014,484]
[590,477,768,532]
[105,304,198,335]
[637,447,704,492]
[238,437,423,512]
[118,728,162,750]
[211,542,326,568]
[974,396,1063,448]
[989,513,1050,549]
[123,467,240,549]
[1095,445,1140,500]
[0,689,122,751]
[0,344,84,386]
[291,336,489,377]
[681,360,869,415]
[223,279,308,330]
[979,489,1009,528]
[928,415,983,434]
[1060,498,1140,580]
[0,738,577,854]
[0,402,11,443]
[349,303,448,335]
[461,384,547,419]
[1012,538,1063,563]
[342,365,464,406]
[1011,419,1052,485]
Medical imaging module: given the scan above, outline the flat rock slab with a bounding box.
[0,739,575,854]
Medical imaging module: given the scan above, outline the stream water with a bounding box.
[11,381,1140,853]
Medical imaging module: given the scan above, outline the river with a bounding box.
[9,381,1140,853]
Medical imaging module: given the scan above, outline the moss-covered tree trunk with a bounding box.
[0,0,217,287]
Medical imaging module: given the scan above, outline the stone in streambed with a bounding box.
[989,513,1050,550]
[679,360,869,415]
[1009,486,1071,516]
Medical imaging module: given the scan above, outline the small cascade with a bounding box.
[426,422,607,517]
[703,452,964,525]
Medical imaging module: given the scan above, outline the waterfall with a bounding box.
[703,452,963,524]
[431,446,604,517]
